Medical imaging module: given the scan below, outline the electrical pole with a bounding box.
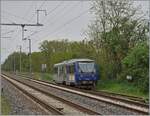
[28,39,32,75]
[1,11,46,75]
[19,45,22,73]
[23,38,32,77]
[21,25,25,40]
[13,54,16,74]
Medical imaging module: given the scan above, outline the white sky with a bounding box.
[1,0,149,63]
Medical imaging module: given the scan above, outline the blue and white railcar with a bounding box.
[54,59,99,88]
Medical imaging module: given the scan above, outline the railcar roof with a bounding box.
[54,61,66,67]
[54,58,94,67]
[67,59,94,64]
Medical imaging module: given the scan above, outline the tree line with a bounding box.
[2,0,149,92]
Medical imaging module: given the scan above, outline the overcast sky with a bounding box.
[1,0,149,63]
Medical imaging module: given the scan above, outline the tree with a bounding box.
[86,0,148,79]
[121,41,149,92]
[31,52,45,72]
[2,52,29,72]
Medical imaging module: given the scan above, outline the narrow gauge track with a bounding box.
[15,73,147,103]
[3,72,149,115]
[2,73,101,115]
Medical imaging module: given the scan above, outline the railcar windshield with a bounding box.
[78,62,95,73]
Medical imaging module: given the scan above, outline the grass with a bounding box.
[96,79,149,99]
[0,95,11,115]
[33,72,53,82]
[19,72,149,99]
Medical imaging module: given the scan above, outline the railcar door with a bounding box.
[66,63,75,85]
[54,66,58,82]
[58,66,64,83]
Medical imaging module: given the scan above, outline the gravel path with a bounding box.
[1,78,51,115]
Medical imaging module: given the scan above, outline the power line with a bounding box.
[40,1,64,23]
[47,1,64,15]
[27,1,68,43]
[30,1,66,35]
[2,1,33,44]
[43,1,81,27]
[34,8,90,44]
[26,31,39,39]
[42,1,68,24]
[23,1,35,19]
[22,1,48,45]
[30,1,72,34]
[2,30,15,35]
[32,1,81,43]
[2,10,31,22]
[51,9,89,35]
[29,0,47,22]
[1,16,16,24]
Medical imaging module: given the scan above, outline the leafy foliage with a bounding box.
[121,42,149,92]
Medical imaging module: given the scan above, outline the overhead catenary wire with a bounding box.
[2,1,46,62]
[32,1,82,43]
[23,1,35,19]
[25,0,48,34]
[47,1,64,15]
[41,1,64,23]
[21,1,48,53]
[29,0,47,22]
[33,8,90,44]
[21,1,62,43]
[32,1,66,28]
[2,30,15,35]
[29,1,70,43]
[1,16,16,24]
[2,1,35,52]
[2,10,31,22]
[42,1,81,27]
[2,1,91,58]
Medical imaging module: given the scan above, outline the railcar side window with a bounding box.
[68,65,74,74]
[59,66,63,74]
[54,67,58,74]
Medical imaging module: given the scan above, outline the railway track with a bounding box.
[2,72,149,115]
[2,74,64,115]
[15,73,148,104]
[2,73,101,115]
[12,74,148,99]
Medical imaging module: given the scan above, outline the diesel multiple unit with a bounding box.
[53,59,99,88]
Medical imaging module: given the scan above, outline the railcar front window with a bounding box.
[78,62,95,73]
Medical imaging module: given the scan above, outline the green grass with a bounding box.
[96,79,149,99]
[33,72,53,82]
[0,95,11,115]
[19,72,149,99]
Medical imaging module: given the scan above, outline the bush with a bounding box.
[121,41,149,92]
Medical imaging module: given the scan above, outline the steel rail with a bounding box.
[27,78,149,115]
[2,75,65,115]
[15,73,148,103]
[12,73,149,115]
[2,73,101,115]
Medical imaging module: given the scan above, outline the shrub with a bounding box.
[121,41,149,92]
